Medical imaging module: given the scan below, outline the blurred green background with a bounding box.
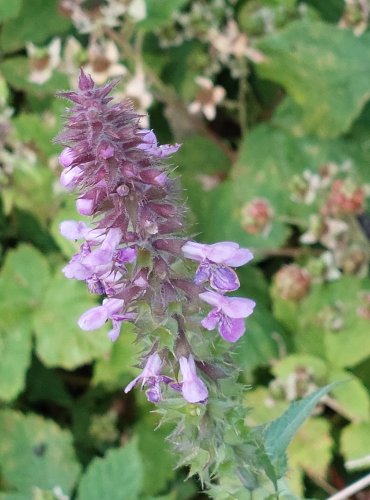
[1,0,370,498]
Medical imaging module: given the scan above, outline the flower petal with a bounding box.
[124,375,141,393]
[179,356,208,403]
[141,353,163,378]
[209,265,240,291]
[222,248,253,267]
[182,379,208,403]
[181,241,207,261]
[194,261,211,284]
[59,147,76,168]
[60,220,89,240]
[201,310,220,331]
[78,305,108,330]
[199,290,224,308]
[219,317,245,342]
[222,296,256,318]
[205,242,239,263]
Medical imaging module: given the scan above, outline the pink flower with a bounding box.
[59,147,77,168]
[78,298,124,330]
[199,291,255,342]
[182,241,253,292]
[137,129,181,158]
[179,355,208,403]
[124,353,171,403]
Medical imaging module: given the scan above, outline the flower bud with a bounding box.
[240,198,273,235]
[324,179,365,216]
[274,264,311,301]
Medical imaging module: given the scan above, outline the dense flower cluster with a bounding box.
[57,70,255,404]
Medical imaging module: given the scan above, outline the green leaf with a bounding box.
[257,21,370,137]
[0,323,32,402]
[2,157,57,223]
[0,57,69,95]
[0,0,70,53]
[93,323,141,390]
[272,354,328,381]
[33,271,111,369]
[135,419,175,496]
[0,246,50,400]
[236,305,281,375]
[50,197,90,258]
[298,277,370,367]
[304,0,344,22]
[0,245,51,328]
[283,418,332,498]
[13,112,60,156]
[264,384,336,477]
[138,0,188,31]
[175,134,230,230]
[26,358,73,409]
[0,0,22,22]
[77,439,143,500]
[0,410,81,495]
[328,370,370,422]
[246,387,288,426]
[341,422,370,471]
[288,418,332,476]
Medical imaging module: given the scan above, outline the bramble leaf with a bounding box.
[77,439,143,500]
[0,410,81,496]
[257,21,370,137]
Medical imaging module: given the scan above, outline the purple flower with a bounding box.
[60,165,83,190]
[107,312,136,341]
[124,353,171,403]
[78,298,124,330]
[59,147,76,168]
[59,220,104,242]
[182,241,253,292]
[179,355,208,403]
[137,129,181,158]
[78,297,134,341]
[199,291,256,342]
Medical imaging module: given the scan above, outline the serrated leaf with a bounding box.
[33,271,111,369]
[0,410,81,495]
[341,422,370,471]
[257,21,370,137]
[77,440,143,500]
[264,384,336,477]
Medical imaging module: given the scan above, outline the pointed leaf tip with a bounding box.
[264,383,339,478]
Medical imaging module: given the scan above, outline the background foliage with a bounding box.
[0,0,370,498]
